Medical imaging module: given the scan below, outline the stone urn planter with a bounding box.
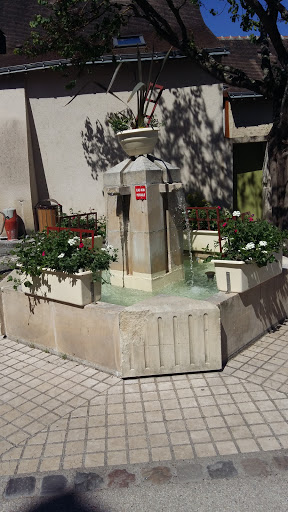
[212,254,282,293]
[117,128,159,157]
[22,269,101,306]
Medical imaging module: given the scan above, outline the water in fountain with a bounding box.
[175,188,194,286]
[101,258,217,306]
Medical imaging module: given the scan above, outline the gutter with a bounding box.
[0,47,229,76]
[228,91,263,99]
[0,51,184,76]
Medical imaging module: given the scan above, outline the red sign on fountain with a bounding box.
[135,186,146,200]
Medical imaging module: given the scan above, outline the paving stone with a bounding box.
[107,469,136,488]
[273,455,288,470]
[241,458,270,477]
[176,463,203,482]
[40,475,68,496]
[5,476,36,498]
[207,460,238,480]
[74,472,104,492]
[142,466,172,484]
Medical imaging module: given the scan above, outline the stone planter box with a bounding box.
[21,269,101,306]
[183,230,220,253]
[212,255,282,293]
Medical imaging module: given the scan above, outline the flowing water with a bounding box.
[175,189,194,286]
[101,257,217,307]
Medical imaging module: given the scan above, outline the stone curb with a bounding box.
[1,450,288,501]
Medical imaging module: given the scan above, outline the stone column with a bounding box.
[104,156,184,292]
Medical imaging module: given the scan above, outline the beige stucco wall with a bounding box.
[0,59,232,231]
[0,80,36,232]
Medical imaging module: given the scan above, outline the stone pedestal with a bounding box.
[104,156,184,292]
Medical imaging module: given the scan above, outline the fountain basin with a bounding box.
[1,265,288,377]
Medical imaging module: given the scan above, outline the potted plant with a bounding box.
[100,48,171,157]
[212,212,286,292]
[9,229,117,306]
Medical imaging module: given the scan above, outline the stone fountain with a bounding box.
[2,152,287,378]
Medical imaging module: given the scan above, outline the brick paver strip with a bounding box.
[176,462,203,482]
[1,450,288,502]
[74,471,104,492]
[4,476,36,498]
[207,460,238,479]
[141,466,172,484]
[40,475,68,496]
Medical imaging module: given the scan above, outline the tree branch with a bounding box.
[132,0,180,46]
[131,0,270,96]
[165,0,188,44]
[244,0,288,67]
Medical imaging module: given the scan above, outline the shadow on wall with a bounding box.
[81,117,124,180]
[27,99,49,202]
[81,86,232,206]
[158,86,232,207]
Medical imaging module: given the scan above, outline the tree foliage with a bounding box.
[17,0,128,66]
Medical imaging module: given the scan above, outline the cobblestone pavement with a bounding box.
[1,322,288,504]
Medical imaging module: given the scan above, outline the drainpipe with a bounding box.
[223,91,230,138]
[0,211,5,236]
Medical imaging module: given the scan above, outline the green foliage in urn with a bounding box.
[103,48,171,132]
[9,229,117,289]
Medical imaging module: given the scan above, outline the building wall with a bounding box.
[228,99,272,139]
[0,79,36,232]
[0,59,232,231]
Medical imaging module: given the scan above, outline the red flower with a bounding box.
[79,242,84,248]
[249,217,253,222]
[42,251,45,256]
[234,229,237,233]
[217,206,221,210]
[222,222,227,227]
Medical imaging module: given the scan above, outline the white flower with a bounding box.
[244,242,255,250]
[262,250,268,254]
[68,238,78,246]
[102,244,114,254]
[58,253,65,258]
[232,210,241,217]
[259,241,267,247]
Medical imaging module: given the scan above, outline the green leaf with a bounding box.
[106,62,123,94]
[127,82,146,103]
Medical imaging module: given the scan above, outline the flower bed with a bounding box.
[219,211,285,267]
[212,211,286,292]
[9,228,117,304]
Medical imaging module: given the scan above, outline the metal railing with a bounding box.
[46,226,95,249]
[58,212,98,234]
[186,206,223,252]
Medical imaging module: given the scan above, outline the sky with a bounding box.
[199,0,288,37]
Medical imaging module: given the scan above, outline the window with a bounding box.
[113,35,145,48]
